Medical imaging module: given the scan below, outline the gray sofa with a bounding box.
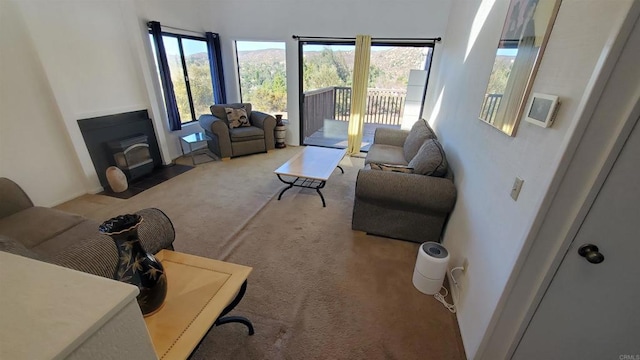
[0,177,175,279]
[198,103,276,159]
[352,119,457,243]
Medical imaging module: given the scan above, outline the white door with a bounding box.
[513,117,640,359]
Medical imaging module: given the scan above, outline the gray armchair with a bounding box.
[198,103,276,159]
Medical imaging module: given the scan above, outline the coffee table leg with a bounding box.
[214,280,254,335]
[277,174,294,201]
[316,189,326,207]
[316,181,327,207]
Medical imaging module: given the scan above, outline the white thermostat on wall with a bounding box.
[524,93,560,128]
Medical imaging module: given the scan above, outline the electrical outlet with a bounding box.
[462,258,469,272]
[511,177,524,201]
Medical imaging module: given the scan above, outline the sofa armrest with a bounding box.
[251,111,276,130]
[199,114,229,136]
[199,114,232,157]
[373,128,410,147]
[49,208,176,279]
[0,178,34,220]
[251,111,277,150]
[135,208,176,254]
[355,169,456,213]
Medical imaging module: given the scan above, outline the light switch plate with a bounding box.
[511,177,524,201]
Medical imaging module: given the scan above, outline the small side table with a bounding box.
[144,250,253,359]
[274,119,288,148]
[180,132,216,165]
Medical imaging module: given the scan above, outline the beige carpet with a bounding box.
[57,147,466,360]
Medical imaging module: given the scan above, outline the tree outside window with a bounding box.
[235,41,287,116]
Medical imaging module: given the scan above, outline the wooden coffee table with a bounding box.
[274,146,347,207]
[144,250,253,359]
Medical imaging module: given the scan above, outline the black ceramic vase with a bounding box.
[99,214,167,316]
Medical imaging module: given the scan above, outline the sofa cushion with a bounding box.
[365,144,408,166]
[408,139,448,177]
[0,207,84,248]
[225,107,250,128]
[370,163,414,173]
[229,126,265,141]
[403,119,437,162]
[0,235,44,260]
[31,219,99,258]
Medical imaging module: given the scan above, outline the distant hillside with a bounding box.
[237,49,285,64]
[162,47,432,114]
[237,47,428,89]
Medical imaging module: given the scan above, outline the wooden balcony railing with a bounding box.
[480,93,503,124]
[303,87,406,138]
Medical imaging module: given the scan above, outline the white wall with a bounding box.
[481,7,639,358]
[0,0,85,206]
[16,0,157,193]
[422,0,635,358]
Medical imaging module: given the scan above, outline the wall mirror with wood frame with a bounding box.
[479,0,562,136]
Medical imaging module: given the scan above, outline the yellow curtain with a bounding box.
[347,35,371,155]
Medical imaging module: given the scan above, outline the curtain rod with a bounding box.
[147,22,206,36]
[292,35,442,42]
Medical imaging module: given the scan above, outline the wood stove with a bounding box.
[108,134,154,181]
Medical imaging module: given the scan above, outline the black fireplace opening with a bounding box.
[108,134,154,181]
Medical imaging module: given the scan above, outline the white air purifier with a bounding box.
[412,242,450,295]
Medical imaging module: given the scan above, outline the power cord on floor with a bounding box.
[434,266,465,313]
[434,287,456,313]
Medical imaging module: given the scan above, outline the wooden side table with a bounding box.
[144,250,253,359]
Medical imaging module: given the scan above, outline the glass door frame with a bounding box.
[297,40,354,147]
[297,39,436,147]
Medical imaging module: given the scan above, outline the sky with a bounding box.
[151,34,209,56]
[236,41,286,51]
[497,48,518,56]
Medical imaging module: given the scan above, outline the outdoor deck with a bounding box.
[303,119,399,152]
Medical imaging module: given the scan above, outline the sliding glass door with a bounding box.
[299,41,434,151]
[300,42,354,149]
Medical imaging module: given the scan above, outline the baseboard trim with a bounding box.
[49,188,92,207]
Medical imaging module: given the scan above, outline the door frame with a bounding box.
[296,40,436,147]
[476,4,640,359]
[297,39,355,147]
